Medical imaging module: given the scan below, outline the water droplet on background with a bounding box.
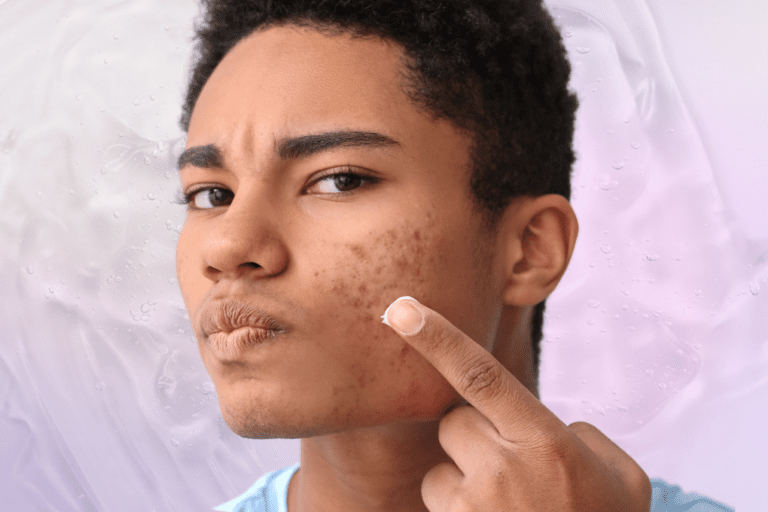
[600,180,619,190]
[631,142,641,149]
[612,161,625,170]
[750,281,760,295]
[588,300,600,308]
[26,265,34,274]
[645,253,659,261]
[600,244,611,253]
[577,46,590,54]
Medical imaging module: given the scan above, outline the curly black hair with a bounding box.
[180,0,578,385]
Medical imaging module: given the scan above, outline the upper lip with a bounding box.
[198,298,287,338]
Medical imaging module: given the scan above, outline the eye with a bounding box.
[306,168,379,196]
[180,187,234,210]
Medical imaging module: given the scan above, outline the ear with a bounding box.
[497,194,578,306]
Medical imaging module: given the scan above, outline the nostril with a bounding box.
[205,261,260,278]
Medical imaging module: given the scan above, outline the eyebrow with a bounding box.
[177,130,400,171]
[177,144,223,170]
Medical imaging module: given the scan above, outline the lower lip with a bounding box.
[206,327,280,361]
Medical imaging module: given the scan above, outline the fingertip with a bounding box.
[382,296,425,336]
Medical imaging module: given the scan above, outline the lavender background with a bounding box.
[1,0,765,510]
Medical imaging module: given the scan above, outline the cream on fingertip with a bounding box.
[382,296,425,336]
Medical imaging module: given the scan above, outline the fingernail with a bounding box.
[381,296,425,336]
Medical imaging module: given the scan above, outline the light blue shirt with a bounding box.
[215,465,734,512]
[214,464,299,512]
[649,479,734,512]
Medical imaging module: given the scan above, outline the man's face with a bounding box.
[176,24,503,438]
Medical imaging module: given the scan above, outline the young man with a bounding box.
[173,1,722,511]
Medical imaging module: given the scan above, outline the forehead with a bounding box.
[187,24,419,143]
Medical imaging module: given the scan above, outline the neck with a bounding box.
[290,420,452,512]
[490,304,538,398]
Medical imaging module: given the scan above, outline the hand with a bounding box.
[383,297,652,512]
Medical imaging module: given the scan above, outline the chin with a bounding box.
[219,402,344,440]
[222,410,308,439]
[215,378,460,439]
[219,402,403,440]
[226,421,306,440]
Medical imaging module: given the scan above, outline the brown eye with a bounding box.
[187,187,234,209]
[308,170,378,195]
[330,173,363,192]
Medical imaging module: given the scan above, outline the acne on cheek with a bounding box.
[321,217,446,387]
[332,218,439,317]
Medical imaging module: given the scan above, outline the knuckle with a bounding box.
[529,430,574,467]
[443,402,472,420]
[626,464,653,506]
[440,405,470,431]
[458,356,503,399]
[568,420,597,435]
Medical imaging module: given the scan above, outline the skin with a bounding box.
[176,23,650,512]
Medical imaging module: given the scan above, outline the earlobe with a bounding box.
[500,195,578,306]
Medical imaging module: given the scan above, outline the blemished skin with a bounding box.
[176,24,651,512]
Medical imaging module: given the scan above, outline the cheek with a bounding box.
[325,217,440,327]
[312,215,457,411]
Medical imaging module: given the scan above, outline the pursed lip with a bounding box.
[198,298,288,339]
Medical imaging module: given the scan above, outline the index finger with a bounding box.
[382,296,565,440]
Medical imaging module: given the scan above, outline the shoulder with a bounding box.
[215,464,300,512]
[650,479,734,512]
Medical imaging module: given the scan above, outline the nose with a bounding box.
[199,191,289,281]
